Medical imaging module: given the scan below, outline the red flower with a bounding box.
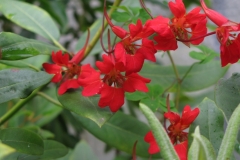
[147,0,207,51]
[79,54,150,112]
[42,31,93,95]
[200,0,240,66]
[144,105,199,160]
[104,4,156,73]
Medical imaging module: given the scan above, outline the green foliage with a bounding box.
[140,61,228,91]
[0,32,59,60]
[215,73,240,120]
[189,98,224,154]
[126,84,175,112]
[74,111,156,158]
[188,126,216,160]
[217,104,240,160]
[0,0,60,42]
[58,90,113,127]
[0,128,44,155]
[70,141,98,160]
[139,103,178,160]
[0,69,52,104]
[189,45,219,63]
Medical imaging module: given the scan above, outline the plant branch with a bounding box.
[37,91,62,107]
[0,85,46,126]
[83,0,122,58]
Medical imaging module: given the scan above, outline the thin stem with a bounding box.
[167,51,181,109]
[37,91,62,107]
[0,85,45,126]
[83,0,122,59]
[176,31,216,42]
[139,0,153,19]
[167,51,181,82]
[181,62,198,82]
[53,39,67,52]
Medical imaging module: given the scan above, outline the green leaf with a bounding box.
[0,0,60,41]
[40,0,68,32]
[0,128,44,155]
[112,11,131,22]
[0,32,59,60]
[74,111,158,158]
[0,55,50,70]
[0,69,52,104]
[17,140,68,160]
[139,103,178,160]
[215,73,240,120]
[189,45,219,63]
[217,104,240,160]
[70,141,98,160]
[0,142,16,159]
[58,90,113,127]
[189,98,224,154]
[136,9,151,23]
[140,61,228,91]
[188,126,216,160]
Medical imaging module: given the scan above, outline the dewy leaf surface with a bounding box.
[0,69,52,104]
[189,98,224,154]
[0,128,44,155]
[215,73,240,120]
[140,61,228,91]
[58,90,113,127]
[0,32,59,60]
[0,0,60,41]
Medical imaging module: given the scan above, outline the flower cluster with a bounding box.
[144,105,200,160]
[42,0,240,112]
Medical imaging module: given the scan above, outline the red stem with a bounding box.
[176,31,216,42]
[139,0,153,19]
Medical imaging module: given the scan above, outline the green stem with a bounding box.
[37,91,62,107]
[181,62,198,82]
[53,39,67,52]
[0,85,45,126]
[167,51,180,82]
[167,51,181,109]
[83,0,122,58]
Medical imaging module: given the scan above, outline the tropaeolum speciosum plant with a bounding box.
[1,0,240,159]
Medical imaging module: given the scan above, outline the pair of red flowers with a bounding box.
[144,105,200,160]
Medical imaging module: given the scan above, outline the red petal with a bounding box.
[220,34,240,67]
[112,26,128,39]
[169,0,186,18]
[124,73,150,92]
[154,34,178,51]
[174,141,188,160]
[144,131,160,154]
[137,38,157,62]
[58,79,80,95]
[96,54,114,74]
[115,42,127,65]
[164,112,181,125]
[125,52,145,74]
[98,84,125,112]
[42,63,61,74]
[129,19,143,38]
[200,0,228,26]
[181,105,200,128]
